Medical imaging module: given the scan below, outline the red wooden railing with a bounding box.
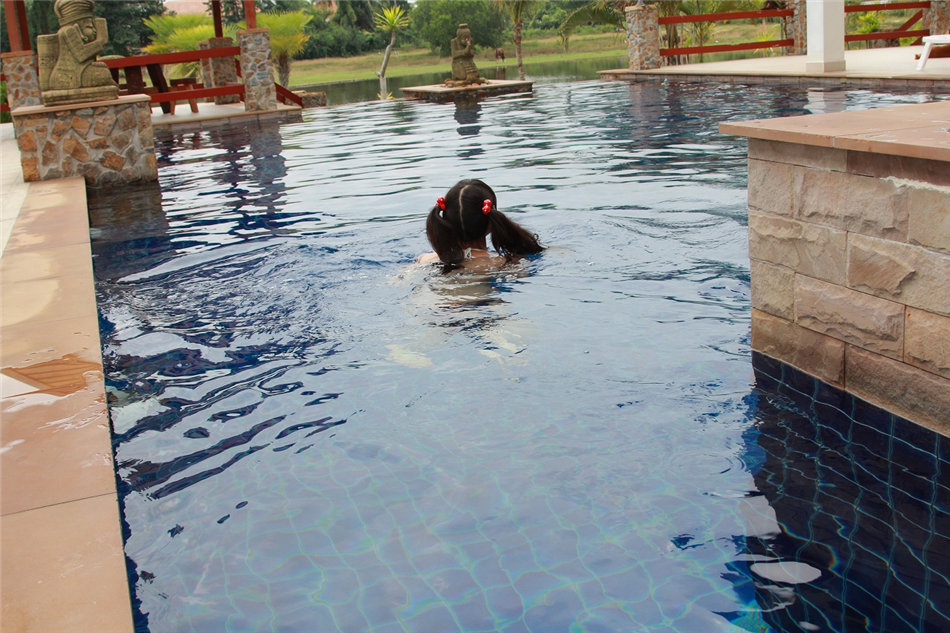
[659,8,794,59]
[103,46,302,111]
[844,1,930,46]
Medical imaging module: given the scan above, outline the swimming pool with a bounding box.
[89,81,949,633]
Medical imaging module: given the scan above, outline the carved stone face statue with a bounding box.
[37,0,119,104]
[78,17,98,43]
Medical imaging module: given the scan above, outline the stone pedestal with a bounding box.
[625,5,660,71]
[12,94,157,187]
[238,28,276,112]
[1,51,42,109]
[200,37,241,105]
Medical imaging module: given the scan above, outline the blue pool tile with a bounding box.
[922,602,950,633]
[881,602,922,633]
[850,398,894,436]
[451,593,497,631]
[484,585,525,621]
[893,415,938,452]
[405,603,461,633]
[936,482,950,515]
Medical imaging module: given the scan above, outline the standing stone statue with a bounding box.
[447,23,486,86]
[37,0,118,106]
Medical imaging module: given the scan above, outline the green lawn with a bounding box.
[287,12,922,86]
[289,31,628,85]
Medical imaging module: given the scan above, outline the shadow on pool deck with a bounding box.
[0,45,947,632]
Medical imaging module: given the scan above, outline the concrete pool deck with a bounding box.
[0,45,947,631]
[600,42,950,87]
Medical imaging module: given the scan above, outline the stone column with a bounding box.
[200,36,241,105]
[625,4,660,70]
[805,0,845,73]
[1,51,42,109]
[12,94,157,186]
[237,28,276,112]
[784,0,807,56]
[924,0,949,35]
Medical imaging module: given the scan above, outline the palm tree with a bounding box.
[257,11,312,87]
[374,4,409,99]
[557,0,626,50]
[492,0,542,80]
[143,13,219,78]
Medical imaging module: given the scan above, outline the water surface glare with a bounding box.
[90,81,948,633]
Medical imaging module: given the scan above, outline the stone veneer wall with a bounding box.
[925,0,949,34]
[237,28,276,112]
[1,51,42,109]
[625,4,660,71]
[12,94,157,186]
[200,37,241,105]
[784,0,806,55]
[746,139,950,433]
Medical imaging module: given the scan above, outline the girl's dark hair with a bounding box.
[425,179,543,269]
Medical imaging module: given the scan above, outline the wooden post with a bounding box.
[211,0,224,38]
[243,0,256,29]
[2,0,31,52]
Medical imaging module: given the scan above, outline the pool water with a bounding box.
[89,81,949,633]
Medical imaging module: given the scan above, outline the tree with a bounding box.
[557,0,625,50]
[143,13,221,77]
[205,0,243,25]
[334,0,382,31]
[492,0,542,80]
[96,0,166,56]
[410,0,507,57]
[257,11,312,86]
[374,4,409,99]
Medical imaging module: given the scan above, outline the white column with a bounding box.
[805,0,846,73]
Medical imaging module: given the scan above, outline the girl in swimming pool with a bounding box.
[417,179,544,270]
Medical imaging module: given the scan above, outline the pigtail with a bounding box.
[488,209,544,258]
[425,205,465,268]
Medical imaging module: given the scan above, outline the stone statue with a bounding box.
[447,23,486,86]
[37,0,118,106]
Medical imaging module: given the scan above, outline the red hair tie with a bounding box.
[482,199,492,215]
[436,197,446,211]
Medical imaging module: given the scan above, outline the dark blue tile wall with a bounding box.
[748,352,949,633]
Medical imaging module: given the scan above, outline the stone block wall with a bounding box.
[746,138,950,433]
[12,94,157,187]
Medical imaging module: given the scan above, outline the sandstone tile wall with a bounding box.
[746,137,950,433]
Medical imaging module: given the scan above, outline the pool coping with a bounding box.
[1,154,134,630]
